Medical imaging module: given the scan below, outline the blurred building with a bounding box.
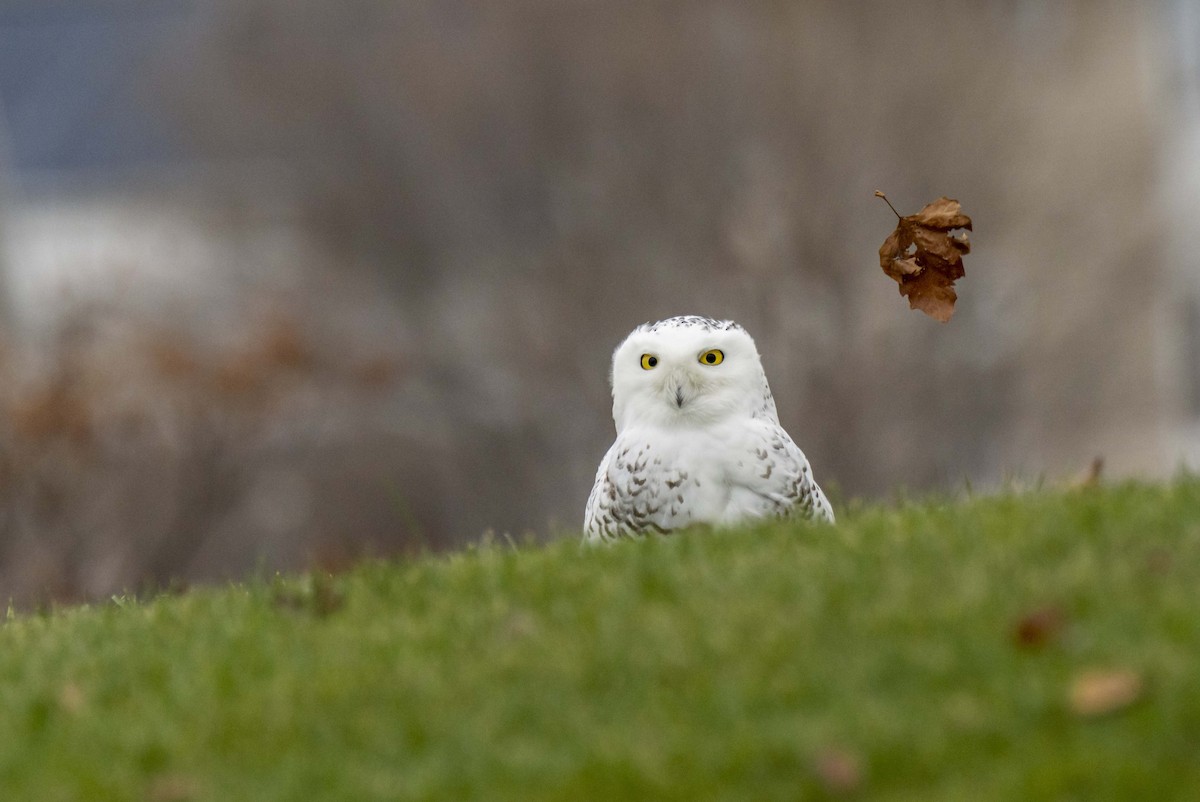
[0,1,1195,601]
[0,2,305,333]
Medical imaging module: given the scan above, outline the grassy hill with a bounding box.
[1,481,1199,801]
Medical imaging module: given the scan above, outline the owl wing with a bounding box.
[583,444,622,543]
[724,421,834,524]
[583,434,693,543]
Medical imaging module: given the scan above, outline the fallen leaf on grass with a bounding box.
[1069,669,1143,717]
[503,610,540,640]
[58,682,86,714]
[1013,606,1066,650]
[876,191,973,322]
[147,774,200,802]
[813,747,864,794]
[1145,548,1172,577]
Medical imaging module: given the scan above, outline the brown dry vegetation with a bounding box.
[0,309,413,604]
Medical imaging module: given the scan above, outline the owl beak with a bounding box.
[666,375,687,409]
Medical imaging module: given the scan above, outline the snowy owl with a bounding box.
[584,315,833,543]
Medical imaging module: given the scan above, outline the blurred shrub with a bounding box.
[0,307,422,605]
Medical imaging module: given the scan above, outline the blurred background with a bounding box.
[0,0,1196,603]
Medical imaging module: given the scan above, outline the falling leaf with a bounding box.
[1013,606,1066,650]
[1069,669,1143,717]
[875,191,973,322]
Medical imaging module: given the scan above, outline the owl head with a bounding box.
[609,316,779,431]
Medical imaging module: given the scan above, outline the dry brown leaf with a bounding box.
[876,191,973,322]
[1145,547,1172,577]
[147,774,201,802]
[58,682,86,714]
[813,748,864,794]
[1069,669,1143,717]
[1013,606,1066,650]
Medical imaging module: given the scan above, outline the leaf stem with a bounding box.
[874,190,901,220]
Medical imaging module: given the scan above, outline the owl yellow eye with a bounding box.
[640,354,659,370]
[699,349,724,366]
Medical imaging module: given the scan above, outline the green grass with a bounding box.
[2,481,1200,801]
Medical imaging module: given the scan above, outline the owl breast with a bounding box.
[585,439,712,539]
[584,423,777,541]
